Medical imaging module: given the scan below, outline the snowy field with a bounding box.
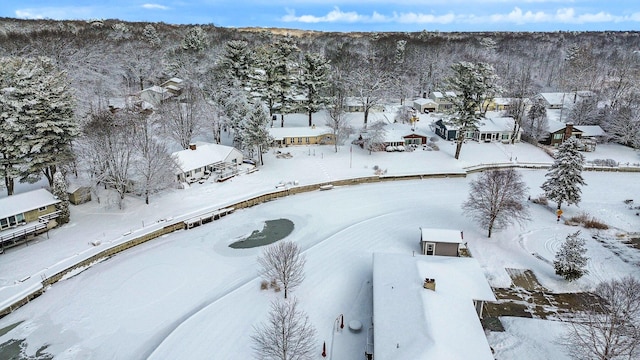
[0,110,639,359]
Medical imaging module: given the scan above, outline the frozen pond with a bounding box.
[228,218,294,249]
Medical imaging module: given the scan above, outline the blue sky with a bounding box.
[1,1,639,32]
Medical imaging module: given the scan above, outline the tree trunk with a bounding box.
[280,114,284,128]
[363,108,369,129]
[145,190,149,205]
[4,175,14,196]
[308,111,313,127]
[454,130,465,160]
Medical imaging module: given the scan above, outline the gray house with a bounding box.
[419,228,464,256]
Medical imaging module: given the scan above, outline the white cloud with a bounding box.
[281,6,638,26]
[142,4,170,10]
[15,7,95,20]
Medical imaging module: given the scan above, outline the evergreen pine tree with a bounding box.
[541,136,587,210]
[554,231,589,281]
[219,40,252,89]
[0,56,77,191]
[52,171,70,224]
[445,61,500,159]
[299,53,331,127]
[242,105,272,166]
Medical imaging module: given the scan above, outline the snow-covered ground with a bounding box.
[0,110,639,359]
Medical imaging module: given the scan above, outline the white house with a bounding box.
[172,142,244,183]
[475,116,522,143]
[372,252,496,360]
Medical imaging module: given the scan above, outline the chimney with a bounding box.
[564,123,574,140]
[423,278,436,291]
[189,143,197,151]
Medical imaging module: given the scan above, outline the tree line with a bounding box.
[1,19,640,202]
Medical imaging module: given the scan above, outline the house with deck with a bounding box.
[268,125,336,147]
[543,121,605,150]
[0,189,61,250]
[173,142,243,183]
[371,252,496,360]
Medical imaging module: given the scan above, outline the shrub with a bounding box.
[531,195,548,205]
[567,212,609,230]
[583,218,609,230]
[590,159,618,167]
[260,280,269,290]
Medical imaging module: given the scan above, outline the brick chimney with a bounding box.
[423,278,436,291]
[189,143,197,150]
[564,122,574,140]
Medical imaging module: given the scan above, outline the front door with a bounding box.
[425,242,436,256]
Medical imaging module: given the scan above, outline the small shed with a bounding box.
[419,228,464,256]
[68,185,92,205]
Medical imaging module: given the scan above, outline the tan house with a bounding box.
[268,125,336,147]
[419,228,464,256]
[0,189,61,249]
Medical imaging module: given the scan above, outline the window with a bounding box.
[553,133,564,140]
[298,137,302,144]
[502,133,510,140]
[38,206,47,212]
[305,137,309,143]
[0,218,8,229]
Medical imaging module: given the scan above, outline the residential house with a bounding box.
[343,97,385,113]
[160,77,184,95]
[543,120,605,151]
[429,91,456,111]
[371,252,496,360]
[413,98,438,113]
[535,91,595,110]
[173,142,244,183]
[379,124,429,149]
[138,85,174,108]
[268,125,336,147]
[475,117,521,143]
[432,119,474,142]
[486,97,515,112]
[0,189,62,249]
[419,228,465,256]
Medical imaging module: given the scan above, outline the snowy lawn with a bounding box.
[0,110,639,359]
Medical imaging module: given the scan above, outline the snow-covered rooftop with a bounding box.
[372,252,496,360]
[413,98,437,106]
[268,126,333,141]
[172,142,240,174]
[0,189,60,219]
[576,125,606,137]
[478,117,516,132]
[420,228,464,244]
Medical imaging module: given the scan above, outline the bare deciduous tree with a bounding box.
[563,276,640,360]
[252,298,317,360]
[159,83,204,149]
[462,169,530,238]
[257,241,306,299]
